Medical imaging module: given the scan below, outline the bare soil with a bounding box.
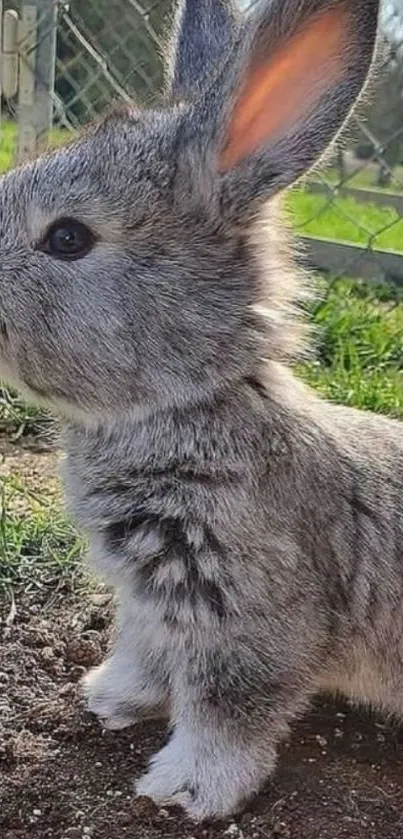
[1,442,403,839]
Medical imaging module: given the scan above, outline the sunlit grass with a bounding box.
[287,188,403,252]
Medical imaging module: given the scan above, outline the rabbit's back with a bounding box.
[291,395,403,712]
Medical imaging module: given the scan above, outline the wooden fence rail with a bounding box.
[300,236,403,285]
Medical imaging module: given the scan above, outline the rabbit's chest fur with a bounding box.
[62,373,403,715]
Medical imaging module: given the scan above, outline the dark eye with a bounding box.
[39,218,95,261]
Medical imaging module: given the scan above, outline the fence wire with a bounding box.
[1,0,403,288]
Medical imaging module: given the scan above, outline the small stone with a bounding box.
[315,734,327,748]
[66,638,101,667]
[90,593,112,606]
[59,682,75,697]
[272,821,291,838]
[33,809,42,816]
[224,825,243,838]
[42,646,55,661]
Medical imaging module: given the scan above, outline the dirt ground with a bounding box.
[1,442,403,839]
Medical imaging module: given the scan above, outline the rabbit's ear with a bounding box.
[166,0,238,99]
[216,0,380,205]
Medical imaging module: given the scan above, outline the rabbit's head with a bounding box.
[0,0,379,421]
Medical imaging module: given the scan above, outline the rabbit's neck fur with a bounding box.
[61,361,310,563]
[245,204,311,363]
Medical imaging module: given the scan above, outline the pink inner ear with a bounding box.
[219,4,348,171]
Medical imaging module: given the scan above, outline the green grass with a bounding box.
[0,121,18,172]
[0,475,84,597]
[297,277,403,417]
[0,386,51,438]
[0,120,70,172]
[287,188,403,252]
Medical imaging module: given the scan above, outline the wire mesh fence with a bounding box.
[1,0,403,287]
[1,0,171,146]
[55,0,171,128]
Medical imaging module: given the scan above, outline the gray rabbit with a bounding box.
[0,0,392,822]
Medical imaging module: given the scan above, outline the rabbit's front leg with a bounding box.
[83,591,169,730]
[136,642,312,820]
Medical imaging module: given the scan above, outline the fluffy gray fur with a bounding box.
[0,0,389,821]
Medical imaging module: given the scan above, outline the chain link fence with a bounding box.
[55,0,171,127]
[1,0,403,287]
[1,0,171,146]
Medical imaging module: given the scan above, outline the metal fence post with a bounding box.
[1,4,20,144]
[17,0,57,163]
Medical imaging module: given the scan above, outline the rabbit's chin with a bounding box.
[45,380,226,431]
[0,357,151,429]
[56,400,163,431]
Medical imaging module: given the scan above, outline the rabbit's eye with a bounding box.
[39,218,95,261]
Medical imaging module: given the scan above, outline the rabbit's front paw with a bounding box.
[136,731,266,821]
[83,659,168,730]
